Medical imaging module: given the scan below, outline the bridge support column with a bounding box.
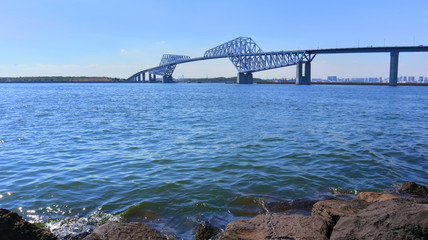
[296,61,311,85]
[389,51,399,86]
[163,76,174,83]
[141,72,146,82]
[237,72,253,84]
[149,74,156,83]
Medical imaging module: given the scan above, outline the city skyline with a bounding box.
[1,0,428,79]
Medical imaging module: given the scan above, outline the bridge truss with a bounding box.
[128,37,313,82]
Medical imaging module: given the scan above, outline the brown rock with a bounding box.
[0,208,58,240]
[311,199,370,238]
[265,199,318,214]
[330,198,428,240]
[356,192,399,202]
[399,182,428,196]
[194,221,220,240]
[311,199,370,221]
[82,222,169,240]
[217,213,329,240]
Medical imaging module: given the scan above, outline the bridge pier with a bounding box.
[149,74,157,83]
[141,72,146,82]
[163,76,174,83]
[296,61,311,85]
[389,51,399,86]
[237,72,253,84]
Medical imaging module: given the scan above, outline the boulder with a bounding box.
[311,199,370,238]
[194,221,220,240]
[0,208,58,240]
[82,222,169,240]
[399,182,428,196]
[311,199,370,223]
[217,213,329,240]
[356,192,399,202]
[265,199,318,214]
[330,198,428,240]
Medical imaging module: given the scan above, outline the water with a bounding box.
[1,83,427,238]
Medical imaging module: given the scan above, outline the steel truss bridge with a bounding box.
[128,37,428,86]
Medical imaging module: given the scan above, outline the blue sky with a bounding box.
[1,0,427,79]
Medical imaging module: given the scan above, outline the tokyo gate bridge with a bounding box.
[128,37,428,86]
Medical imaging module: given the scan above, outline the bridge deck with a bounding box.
[306,46,428,54]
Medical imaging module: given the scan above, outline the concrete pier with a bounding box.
[149,74,157,83]
[237,72,253,84]
[296,61,311,85]
[389,51,399,86]
[163,76,174,83]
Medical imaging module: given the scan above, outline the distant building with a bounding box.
[327,76,338,82]
[418,76,424,83]
[408,76,415,82]
[350,78,364,82]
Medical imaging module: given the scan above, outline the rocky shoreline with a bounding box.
[1,182,427,240]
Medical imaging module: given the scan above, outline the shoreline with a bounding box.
[1,76,428,86]
[257,81,428,86]
[1,182,427,240]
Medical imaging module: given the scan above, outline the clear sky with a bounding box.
[1,0,427,79]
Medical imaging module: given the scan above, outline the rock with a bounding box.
[331,198,428,240]
[265,199,318,214]
[82,222,169,240]
[217,213,329,240]
[311,199,370,238]
[311,199,370,222]
[399,182,428,196]
[194,221,220,240]
[0,208,58,240]
[356,192,399,202]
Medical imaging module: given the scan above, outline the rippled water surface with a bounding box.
[1,83,427,238]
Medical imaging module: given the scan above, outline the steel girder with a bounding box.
[149,54,190,76]
[159,54,191,65]
[204,37,263,57]
[229,51,306,73]
[204,37,308,72]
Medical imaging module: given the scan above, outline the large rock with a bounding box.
[0,208,58,240]
[330,198,428,240]
[399,182,428,196]
[265,199,318,214]
[217,213,329,240]
[194,221,220,240]
[82,222,169,240]
[311,199,370,223]
[311,199,370,238]
[356,192,399,202]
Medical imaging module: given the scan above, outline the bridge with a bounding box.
[128,37,428,86]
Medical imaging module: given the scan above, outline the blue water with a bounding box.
[1,83,427,238]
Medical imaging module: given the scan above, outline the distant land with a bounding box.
[0,76,263,84]
[1,76,427,86]
[0,76,126,83]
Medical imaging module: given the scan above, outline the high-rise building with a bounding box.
[327,76,338,82]
[399,76,407,83]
